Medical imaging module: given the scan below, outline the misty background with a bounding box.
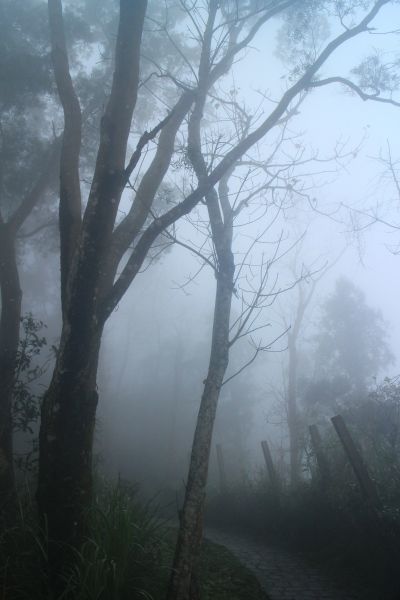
[13,0,400,499]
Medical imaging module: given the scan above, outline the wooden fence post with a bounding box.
[261,440,279,490]
[309,424,330,485]
[216,444,228,495]
[331,414,380,507]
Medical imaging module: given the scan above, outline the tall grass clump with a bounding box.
[0,481,171,600]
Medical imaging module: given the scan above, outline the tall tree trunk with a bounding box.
[37,313,103,572]
[0,226,21,519]
[167,250,234,600]
[37,1,147,567]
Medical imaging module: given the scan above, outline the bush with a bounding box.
[0,479,268,600]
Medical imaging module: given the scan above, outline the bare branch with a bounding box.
[309,76,400,107]
[163,229,216,273]
[109,90,194,271]
[100,0,391,322]
[222,327,289,387]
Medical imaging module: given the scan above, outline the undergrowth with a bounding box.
[0,480,267,600]
[205,475,400,599]
[0,481,169,599]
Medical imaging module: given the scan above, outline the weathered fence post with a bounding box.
[309,424,330,485]
[216,444,228,495]
[261,440,279,490]
[331,414,380,507]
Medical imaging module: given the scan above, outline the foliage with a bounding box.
[333,377,400,504]
[0,0,53,219]
[315,278,392,386]
[276,0,331,74]
[352,51,400,94]
[299,278,393,424]
[0,481,163,599]
[62,481,169,599]
[12,314,47,473]
[13,314,47,434]
[205,472,400,599]
[0,480,266,600]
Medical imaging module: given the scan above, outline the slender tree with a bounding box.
[166,1,398,592]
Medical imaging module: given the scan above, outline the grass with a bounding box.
[0,480,268,600]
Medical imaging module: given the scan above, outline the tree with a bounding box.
[0,0,60,518]
[37,0,399,583]
[282,254,342,486]
[302,277,393,419]
[0,0,125,518]
[316,278,392,390]
[166,1,400,594]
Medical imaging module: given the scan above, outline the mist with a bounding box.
[2,1,400,599]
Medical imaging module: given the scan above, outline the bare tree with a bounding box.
[166,44,373,598]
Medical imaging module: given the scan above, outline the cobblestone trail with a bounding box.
[205,528,367,600]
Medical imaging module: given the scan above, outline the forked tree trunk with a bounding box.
[37,2,147,569]
[167,250,234,600]
[0,226,21,519]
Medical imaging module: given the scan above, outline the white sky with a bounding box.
[225,2,400,369]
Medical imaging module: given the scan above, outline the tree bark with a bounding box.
[0,225,21,519]
[37,1,148,575]
[37,321,102,571]
[167,248,235,600]
[48,0,82,312]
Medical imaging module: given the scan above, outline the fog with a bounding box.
[85,4,400,495]
[14,0,400,510]
[3,1,400,598]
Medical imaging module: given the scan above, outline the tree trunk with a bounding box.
[167,250,234,600]
[38,1,147,567]
[37,311,103,574]
[0,226,21,520]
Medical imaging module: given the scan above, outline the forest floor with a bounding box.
[204,527,375,600]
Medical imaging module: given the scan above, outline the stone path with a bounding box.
[204,528,369,600]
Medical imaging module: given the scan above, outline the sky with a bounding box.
[225,2,400,368]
